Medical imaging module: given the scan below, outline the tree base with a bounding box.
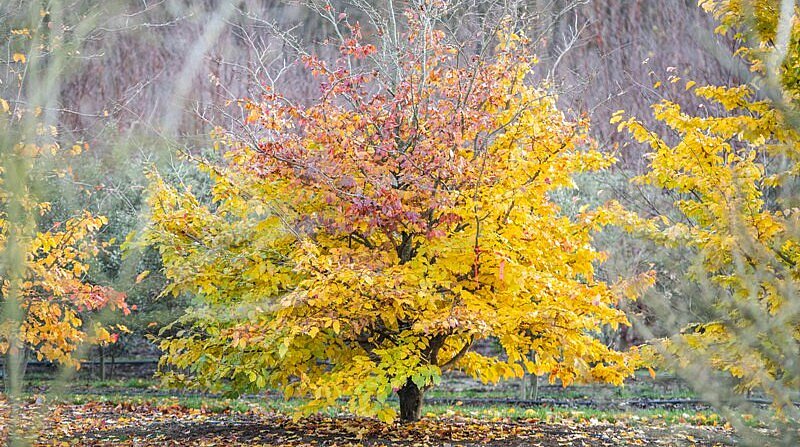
[397,379,424,422]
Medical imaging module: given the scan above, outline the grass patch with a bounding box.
[25,377,161,390]
[45,391,728,428]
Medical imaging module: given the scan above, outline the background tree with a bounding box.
[612,0,800,443]
[0,1,131,396]
[146,2,645,422]
[0,106,129,391]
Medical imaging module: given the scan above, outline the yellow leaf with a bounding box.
[609,110,625,124]
[245,108,260,124]
[13,53,26,63]
[135,270,151,284]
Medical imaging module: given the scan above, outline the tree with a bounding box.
[0,6,132,393]
[611,0,800,438]
[147,5,643,422]
[0,108,130,391]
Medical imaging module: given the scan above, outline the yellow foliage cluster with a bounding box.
[700,0,800,97]
[0,98,128,368]
[613,0,800,410]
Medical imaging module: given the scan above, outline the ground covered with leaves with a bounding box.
[0,396,739,446]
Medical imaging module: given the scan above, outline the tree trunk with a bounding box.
[521,351,539,400]
[3,349,28,396]
[527,372,539,400]
[397,379,424,422]
[99,346,106,381]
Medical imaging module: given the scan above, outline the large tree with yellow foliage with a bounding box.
[146,8,642,422]
[611,0,800,423]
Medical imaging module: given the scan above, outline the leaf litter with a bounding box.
[1,397,736,446]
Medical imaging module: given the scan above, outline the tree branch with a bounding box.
[438,337,474,371]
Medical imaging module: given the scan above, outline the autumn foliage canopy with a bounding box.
[147,13,644,421]
[0,111,129,369]
[611,0,800,415]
